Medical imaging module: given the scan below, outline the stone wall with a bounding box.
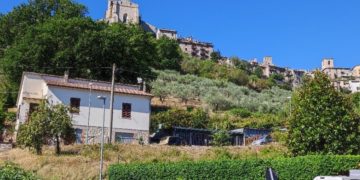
[73,125,149,145]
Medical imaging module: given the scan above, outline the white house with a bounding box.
[15,72,152,144]
[349,80,360,93]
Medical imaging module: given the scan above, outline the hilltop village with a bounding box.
[104,0,360,92]
[0,0,360,179]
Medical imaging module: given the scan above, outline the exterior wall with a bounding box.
[322,58,334,70]
[105,0,139,24]
[73,125,149,144]
[15,73,152,144]
[156,30,177,40]
[262,57,273,66]
[349,80,360,93]
[46,86,151,132]
[323,68,352,80]
[353,66,360,77]
[15,74,48,138]
[178,40,214,60]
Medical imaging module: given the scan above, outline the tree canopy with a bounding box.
[288,71,360,155]
[17,101,75,155]
[0,0,182,107]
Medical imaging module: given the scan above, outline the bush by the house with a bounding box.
[109,155,360,180]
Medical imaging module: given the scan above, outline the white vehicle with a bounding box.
[314,170,360,180]
[314,176,347,180]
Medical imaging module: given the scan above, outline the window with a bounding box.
[328,61,331,65]
[122,103,132,118]
[70,98,81,113]
[27,103,39,122]
[29,103,39,115]
[115,132,134,144]
[75,129,83,144]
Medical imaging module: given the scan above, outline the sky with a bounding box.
[1,0,360,70]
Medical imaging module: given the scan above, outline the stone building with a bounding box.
[321,58,353,79]
[104,0,214,60]
[178,37,214,60]
[260,56,306,88]
[156,29,178,40]
[353,65,360,77]
[105,0,140,24]
[320,58,360,92]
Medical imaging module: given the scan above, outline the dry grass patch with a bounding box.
[0,144,287,179]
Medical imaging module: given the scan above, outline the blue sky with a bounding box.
[1,0,360,70]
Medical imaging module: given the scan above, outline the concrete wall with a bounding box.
[15,74,47,136]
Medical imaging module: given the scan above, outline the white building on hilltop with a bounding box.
[15,72,152,144]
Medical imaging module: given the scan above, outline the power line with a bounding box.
[1,65,159,79]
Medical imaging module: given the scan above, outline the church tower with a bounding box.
[321,58,334,70]
[105,0,140,24]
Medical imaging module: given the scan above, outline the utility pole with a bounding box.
[108,63,116,144]
[86,83,93,144]
[97,96,106,180]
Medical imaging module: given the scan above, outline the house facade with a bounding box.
[15,72,152,144]
[178,37,214,60]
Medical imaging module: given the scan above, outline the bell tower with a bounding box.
[105,0,140,24]
[322,58,334,70]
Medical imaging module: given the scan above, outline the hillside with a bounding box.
[151,70,291,113]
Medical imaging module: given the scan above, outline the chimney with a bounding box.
[64,71,69,83]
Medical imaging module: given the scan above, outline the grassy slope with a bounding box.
[0,144,287,179]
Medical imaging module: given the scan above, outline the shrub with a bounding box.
[150,108,208,132]
[0,162,38,180]
[109,155,360,180]
[211,130,231,146]
[229,108,251,118]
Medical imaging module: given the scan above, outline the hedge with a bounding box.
[109,155,360,180]
[0,163,38,180]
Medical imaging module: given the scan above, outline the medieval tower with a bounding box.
[105,0,140,24]
[321,58,334,70]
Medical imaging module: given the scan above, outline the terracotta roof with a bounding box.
[25,72,153,97]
